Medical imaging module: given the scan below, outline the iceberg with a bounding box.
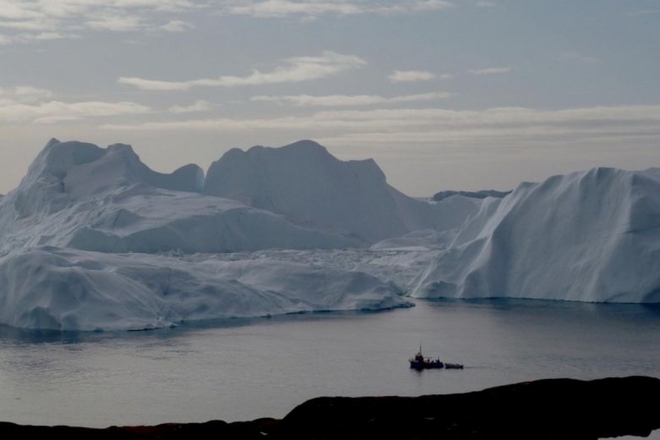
[1,138,657,331]
[204,140,479,243]
[0,139,440,330]
[412,167,660,303]
[0,246,407,331]
[0,139,363,253]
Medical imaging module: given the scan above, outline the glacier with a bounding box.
[0,139,658,330]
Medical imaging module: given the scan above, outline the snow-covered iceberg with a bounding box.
[412,167,660,303]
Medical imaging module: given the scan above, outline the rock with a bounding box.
[1,377,657,439]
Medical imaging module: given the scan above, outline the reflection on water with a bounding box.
[0,299,658,431]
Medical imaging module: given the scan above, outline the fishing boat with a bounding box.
[409,346,463,370]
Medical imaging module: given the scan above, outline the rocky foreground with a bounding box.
[1,377,658,439]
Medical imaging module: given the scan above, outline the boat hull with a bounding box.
[409,360,444,370]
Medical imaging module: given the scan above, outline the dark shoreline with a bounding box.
[1,376,658,439]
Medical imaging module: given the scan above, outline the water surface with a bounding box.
[0,299,658,433]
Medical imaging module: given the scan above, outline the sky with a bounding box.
[1,0,659,197]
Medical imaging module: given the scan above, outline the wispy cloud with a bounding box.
[160,19,194,32]
[100,105,660,153]
[625,9,660,17]
[98,105,660,169]
[0,100,152,123]
[0,0,203,43]
[86,13,143,32]
[0,85,53,102]
[221,1,455,19]
[118,51,367,91]
[0,85,151,123]
[168,100,214,113]
[0,1,456,43]
[14,87,53,102]
[560,52,600,64]
[251,92,451,107]
[388,70,444,83]
[468,66,511,75]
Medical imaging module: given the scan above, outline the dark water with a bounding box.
[0,299,658,432]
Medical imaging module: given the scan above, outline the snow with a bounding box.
[0,139,658,331]
[412,167,660,303]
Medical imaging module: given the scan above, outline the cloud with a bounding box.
[0,85,53,101]
[467,66,511,75]
[625,9,660,17]
[0,96,151,124]
[221,1,455,18]
[86,13,143,32]
[160,19,194,32]
[100,105,660,152]
[251,92,451,107]
[11,86,53,102]
[388,70,441,83]
[0,1,456,44]
[168,100,214,113]
[476,1,497,7]
[118,51,367,91]
[0,0,202,43]
[560,52,600,64]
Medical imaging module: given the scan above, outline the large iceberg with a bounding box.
[412,167,660,303]
[0,139,364,253]
[3,138,463,330]
[1,138,657,331]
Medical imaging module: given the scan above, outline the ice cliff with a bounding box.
[412,167,660,303]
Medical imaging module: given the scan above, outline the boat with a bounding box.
[444,362,464,370]
[409,346,463,370]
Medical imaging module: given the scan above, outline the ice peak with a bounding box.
[45,138,61,148]
[107,142,136,153]
[203,139,465,242]
[14,140,204,215]
[239,140,331,161]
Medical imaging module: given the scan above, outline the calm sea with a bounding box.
[0,299,658,437]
